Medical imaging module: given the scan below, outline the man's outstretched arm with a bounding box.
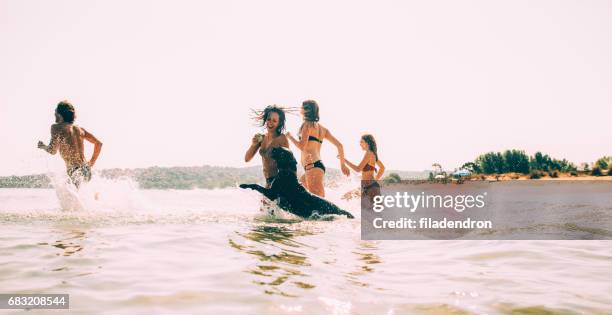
[37,125,59,154]
[83,128,103,167]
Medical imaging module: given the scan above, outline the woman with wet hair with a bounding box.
[245,105,289,188]
[343,134,386,202]
[287,100,349,197]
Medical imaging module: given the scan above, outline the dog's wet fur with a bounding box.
[240,147,354,219]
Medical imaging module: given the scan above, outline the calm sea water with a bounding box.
[1,180,611,315]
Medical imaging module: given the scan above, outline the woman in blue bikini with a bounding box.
[287,100,349,197]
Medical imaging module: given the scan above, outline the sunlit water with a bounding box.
[1,177,611,314]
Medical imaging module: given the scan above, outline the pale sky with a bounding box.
[1,0,610,176]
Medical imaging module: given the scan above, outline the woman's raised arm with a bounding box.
[244,135,261,162]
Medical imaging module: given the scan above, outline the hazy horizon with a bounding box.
[1,0,610,176]
[0,162,431,177]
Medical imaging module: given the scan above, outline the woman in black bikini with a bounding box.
[343,134,386,202]
[245,106,289,188]
[287,100,349,197]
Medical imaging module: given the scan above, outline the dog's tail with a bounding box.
[337,209,354,219]
[317,200,355,219]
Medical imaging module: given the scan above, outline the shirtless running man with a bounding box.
[37,101,103,188]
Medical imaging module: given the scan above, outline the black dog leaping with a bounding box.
[240,147,354,219]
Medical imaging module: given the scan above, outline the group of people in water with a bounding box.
[37,99,384,214]
[244,100,385,202]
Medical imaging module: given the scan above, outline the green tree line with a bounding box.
[462,150,577,175]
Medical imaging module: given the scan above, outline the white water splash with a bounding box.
[46,171,150,213]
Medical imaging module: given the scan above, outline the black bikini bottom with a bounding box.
[304,160,326,173]
[362,180,381,193]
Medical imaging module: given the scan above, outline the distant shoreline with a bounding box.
[466,172,612,181]
[0,166,428,189]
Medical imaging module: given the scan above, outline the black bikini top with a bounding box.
[308,135,323,143]
[299,124,324,144]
